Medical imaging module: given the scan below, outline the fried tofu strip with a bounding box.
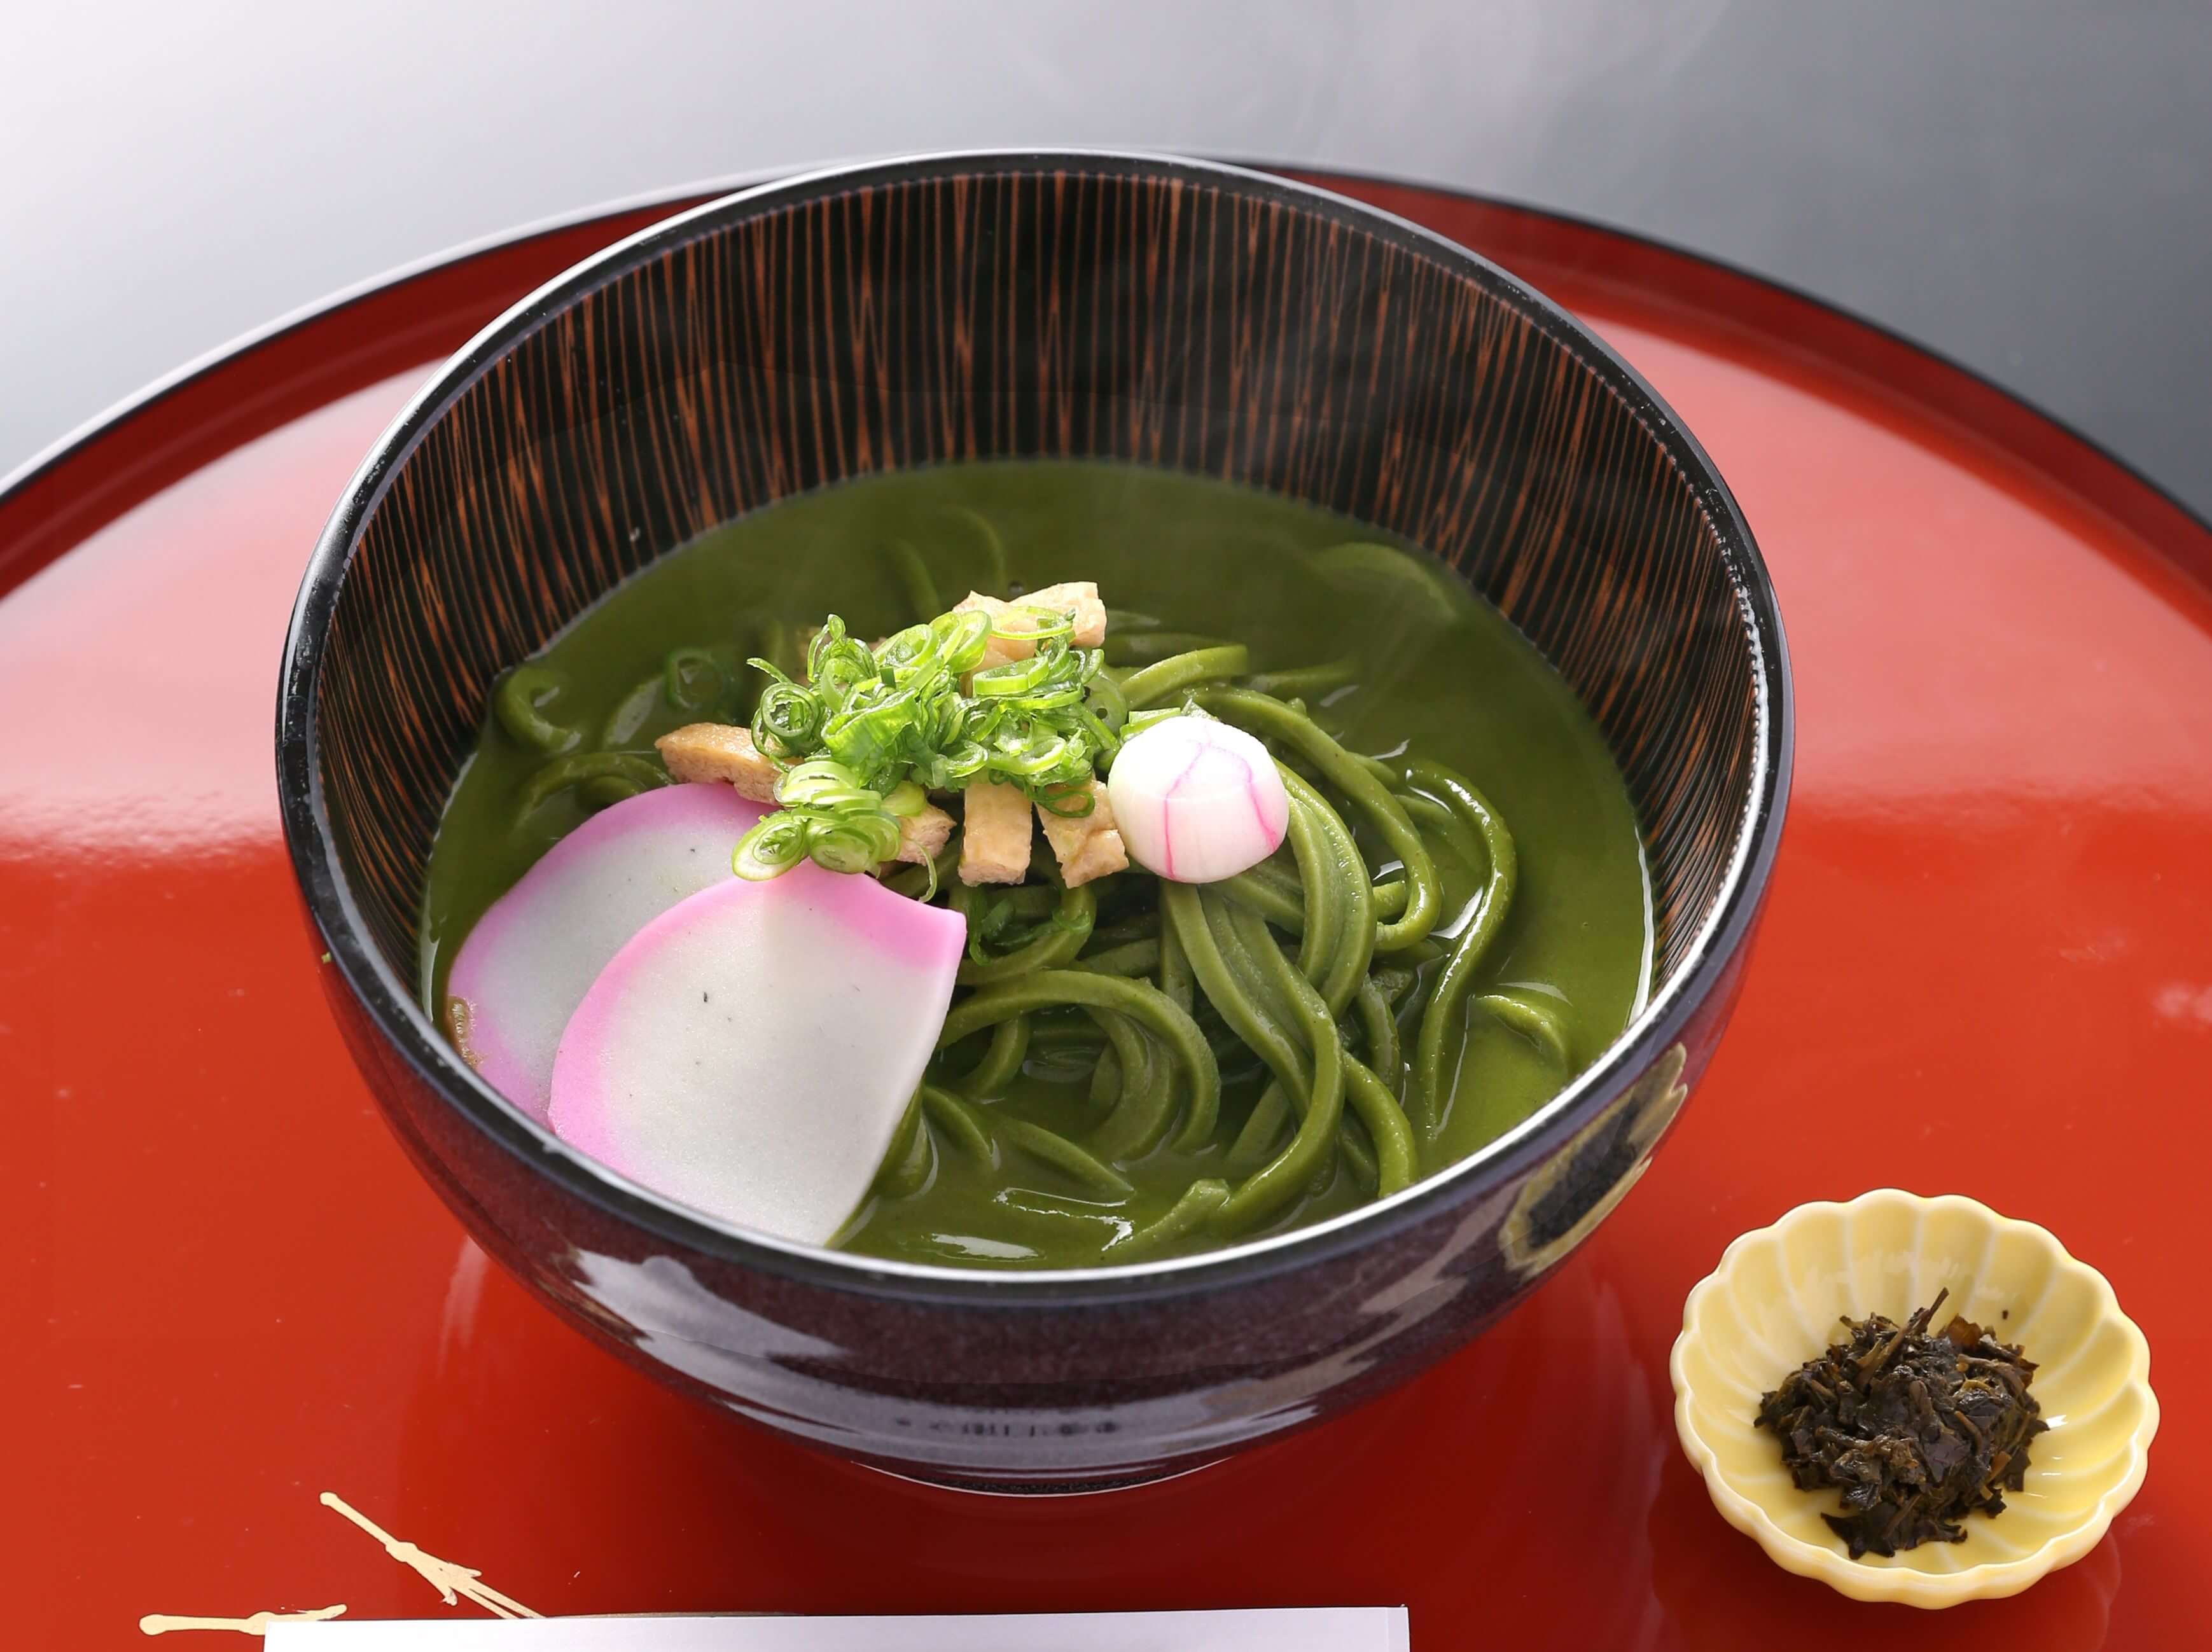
[955,581,1109,671]
[655,723,779,802]
[892,802,957,866]
[958,779,1033,884]
[1036,780,1127,887]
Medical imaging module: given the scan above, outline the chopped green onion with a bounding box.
[1085,671,1130,732]
[774,758,865,807]
[971,652,1057,697]
[748,664,822,758]
[1037,782,1097,819]
[734,812,810,880]
[994,607,1075,647]
[727,595,1125,879]
[812,818,897,873]
[935,609,993,675]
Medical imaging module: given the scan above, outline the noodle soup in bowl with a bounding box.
[277,151,1790,1490]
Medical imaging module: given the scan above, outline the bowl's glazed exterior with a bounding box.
[278,151,1790,1489]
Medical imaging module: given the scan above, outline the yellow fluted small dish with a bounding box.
[1671,1190,2156,1607]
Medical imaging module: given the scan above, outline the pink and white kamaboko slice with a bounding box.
[548,864,965,1246]
[445,783,765,1121]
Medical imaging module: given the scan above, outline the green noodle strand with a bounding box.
[960,1014,1031,1098]
[1208,898,1333,1172]
[1335,1120,1380,1192]
[1116,644,1251,709]
[1283,772,1375,1014]
[1211,903,1347,1235]
[1180,886,1318,1177]
[1372,963,1420,1005]
[577,775,640,809]
[1226,854,1410,927]
[1089,911,1162,945]
[1021,1040,1106,1088]
[1212,893,1304,1034]
[995,1115,1133,1196]
[879,842,960,902]
[873,1092,935,1197]
[1157,916,1194,1014]
[1086,1013,1177,1160]
[1398,789,1483,872]
[1221,856,1307,927]
[1354,975,1402,1083]
[1221,781,1383,1172]
[1227,1083,1290,1170]
[1218,874,1304,933]
[496,666,581,755]
[1164,885,1307,1106]
[1227,899,1412,1200]
[937,971,1220,1149]
[1072,938,1161,977]
[1084,1008,1148,1105]
[1106,1179,1232,1261]
[518,751,666,814]
[1283,787,1341,992]
[1026,1019,1110,1052]
[1087,1039,1122,1108]
[1199,686,1442,951]
[1473,990,1573,1069]
[919,1084,997,1167]
[954,881,1096,985]
[996,885,1059,919]
[1407,759,1521,1135]
[1342,1054,1416,1197]
[1243,658,1360,700]
[662,647,726,715]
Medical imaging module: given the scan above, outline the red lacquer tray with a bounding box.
[5,169,2209,1649]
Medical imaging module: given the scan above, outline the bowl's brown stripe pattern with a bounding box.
[321,167,1756,985]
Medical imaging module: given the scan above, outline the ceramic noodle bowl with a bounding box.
[277,151,1791,1490]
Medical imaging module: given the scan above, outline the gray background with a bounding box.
[9,0,2208,515]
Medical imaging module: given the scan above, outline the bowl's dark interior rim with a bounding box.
[277,148,1794,1307]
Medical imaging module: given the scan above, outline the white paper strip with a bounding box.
[269,1607,1408,1650]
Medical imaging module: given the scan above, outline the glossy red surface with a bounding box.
[4,178,2208,1646]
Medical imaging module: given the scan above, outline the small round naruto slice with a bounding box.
[1108,714,1290,884]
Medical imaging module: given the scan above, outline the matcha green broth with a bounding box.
[422,461,1652,1269]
